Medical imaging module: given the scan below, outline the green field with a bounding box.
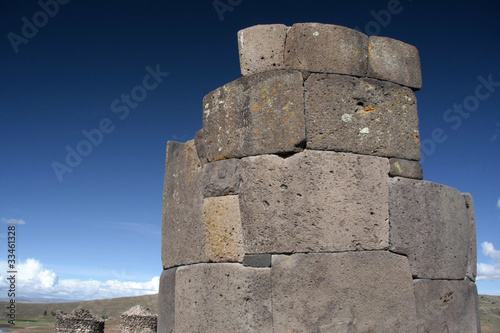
[0,294,498,332]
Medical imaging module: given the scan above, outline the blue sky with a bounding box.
[0,0,499,300]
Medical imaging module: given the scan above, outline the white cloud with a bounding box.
[0,258,159,301]
[477,241,500,281]
[497,198,500,209]
[1,218,26,225]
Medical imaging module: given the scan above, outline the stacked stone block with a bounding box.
[158,23,480,332]
[54,308,104,333]
[119,305,158,333]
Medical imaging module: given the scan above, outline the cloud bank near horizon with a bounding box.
[0,258,159,301]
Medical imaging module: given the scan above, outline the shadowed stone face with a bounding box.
[389,177,470,279]
[305,73,421,160]
[239,150,390,254]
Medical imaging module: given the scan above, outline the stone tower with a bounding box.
[158,23,480,332]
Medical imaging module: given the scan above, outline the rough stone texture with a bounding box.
[238,24,288,76]
[203,196,244,263]
[162,140,206,269]
[413,279,481,333]
[55,308,104,333]
[200,70,305,162]
[305,73,421,160]
[368,36,422,90]
[194,129,208,165]
[120,305,157,333]
[272,251,418,332]
[389,177,470,279]
[157,268,176,333]
[285,23,368,76]
[201,158,240,197]
[463,193,478,281]
[239,151,390,254]
[242,254,272,267]
[389,158,423,180]
[174,263,273,332]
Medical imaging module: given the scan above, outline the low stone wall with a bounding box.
[54,308,104,333]
[119,305,157,333]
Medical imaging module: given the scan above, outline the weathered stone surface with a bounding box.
[201,159,240,197]
[368,36,422,90]
[305,73,421,160]
[413,279,480,333]
[389,177,470,279]
[239,151,390,254]
[55,308,105,333]
[463,193,478,281]
[272,251,418,332]
[120,306,157,333]
[162,140,205,269]
[389,158,423,179]
[243,254,272,268]
[203,196,244,263]
[194,129,208,165]
[238,24,288,76]
[201,70,305,162]
[285,23,368,76]
[158,268,176,333]
[174,263,273,332]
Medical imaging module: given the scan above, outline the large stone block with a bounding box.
[272,251,418,332]
[239,151,390,254]
[203,196,244,263]
[201,70,305,162]
[174,263,273,332]
[201,158,240,197]
[162,140,206,269]
[238,24,288,76]
[284,23,368,76]
[305,73,421,160]
[463,193,478,281]
[157,268,176,333]
[413,279,480,333]
[368,36,422,90]
[389,158,423,180]
[389,177,470,279]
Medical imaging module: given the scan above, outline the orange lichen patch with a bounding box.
[364,106,376,112]
[414,134,420,143]
[285,120,290,124]
[252,104,262,112]
[368,44,373,52]
[290,139,294,143]
[254,129,259,135]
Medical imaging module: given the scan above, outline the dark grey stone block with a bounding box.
[305,74,421,160]
[157,268,176,333]
[201,70,305,162]
[243,254,272,268]
[389,158,423,180]
[162,140,206,269]
[201,159,240,197]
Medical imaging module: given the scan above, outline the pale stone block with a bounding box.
[272,251,418,332]
[238,24,288,76]
[285,23,368,76]
[174,263,273,332]
[239,151,390,254]
[368,36,422,90]
[203,195,244,263]
[413,279,481,333]
[389,158,423,180]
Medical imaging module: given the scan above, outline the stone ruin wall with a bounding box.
[119,305,158,333]
[54,308,104,333]
[158,23,481,332]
